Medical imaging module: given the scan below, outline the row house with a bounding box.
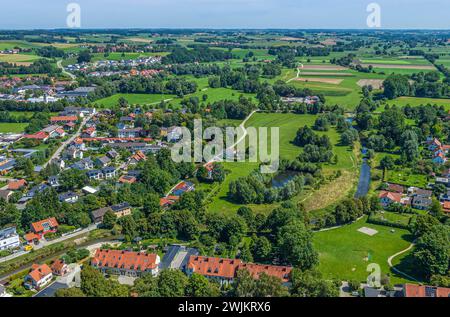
[91,202,132,223]
[91,249,160,277]
[186,256,292,286]
[86,167,117,180]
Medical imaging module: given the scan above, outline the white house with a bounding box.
[24,264,53,290]
[0,227,21,251]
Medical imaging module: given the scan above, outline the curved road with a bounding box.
[56,59,76,81]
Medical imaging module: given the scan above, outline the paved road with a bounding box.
[387,242,418,282]
[0,224,98,264]
[43,114,94,168]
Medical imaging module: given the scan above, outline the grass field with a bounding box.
[95,93,176,107]
[313,216,415,284]
[0,123,28,133]
[386,96,450,110]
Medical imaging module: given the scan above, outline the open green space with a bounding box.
[0,123,28,133]
[313,216,415,284]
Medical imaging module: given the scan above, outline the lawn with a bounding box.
[370,211,415,227]
[313,216,415,284]
[0,123,28,133]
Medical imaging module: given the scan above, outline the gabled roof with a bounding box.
[50,115,78,122]
[187,256,242,279]
[31,217,59,233]
[378,191,402,203]
[28,264,52,283]
[404,283,450,297]
[91,249,158,271]
[237,263,292,283]
[8,179,27,190]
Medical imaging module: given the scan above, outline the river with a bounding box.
[354,158,371,198]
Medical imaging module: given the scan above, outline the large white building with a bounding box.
[0,227,21,251]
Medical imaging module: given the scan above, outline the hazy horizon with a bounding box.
[1,0,450,30]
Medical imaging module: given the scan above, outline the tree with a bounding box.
[77,50,92,63]
[186,273,220,297]
[133,273,159,297]
[232,269,257,297]
[80,266,129,297]
[255,272,289,297]
[252,236,273,263]
[290,268,339,297]
[383,74,410,99]
[59,169,88,191]
[413,225,449,278]
[429,198,444,218]
[157,269,189,297]
[276,220,318,269]
[102,210,117,229]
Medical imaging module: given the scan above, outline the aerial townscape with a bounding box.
[0,10,450,304]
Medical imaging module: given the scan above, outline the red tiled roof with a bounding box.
[91,249,158,271]
[51,116,77,122]
[187,256,242,279]
[31,217,59,233]
[404,283,450,297]
[51,259,66,273]
[443,201,450,213]
[28,264,52,283]
[118,175,137,184]
[8,179,27,190]
[237,263,292,283]
[24,232,40,242]
[131,150,147,162]
[378,191,402,203]
[387,183,404,193]
[24,131,49,140]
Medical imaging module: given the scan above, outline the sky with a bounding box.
[1,0,449,29]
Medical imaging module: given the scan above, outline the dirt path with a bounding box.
[387,242,418,282]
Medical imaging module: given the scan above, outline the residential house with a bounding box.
[24,264,53,290]
[23,131,49,142]
[82,186,98,195]
[117,127,143,138]
[95,156,111,168]
[412,195,432,210]
[237,263,292,285]
[0,189,13,202]
[378,191,403,207]
[166,126,183,142]
[106,149,119,160]
[86,169,103,180]
[440,189,450,202]
[82,126,96,138]
[118,175,137,184]
[102,166,117,179]
[58,192,79,204]
[63,146,83,160]
[435,176,450,188]
[20,183,49,202]
[7,179,27,191]
[51,260,68,276]
[386,183,404,194]
[128,150,147,165]
[29,217,59,238]
[71,157,94,171]
[73,138,86,151]
[42,125,66,138]
[48,175,60,187]
[427,138,442,151]
[0,227,20,251]
[432,152,447,165]
[159,196,180,209]
[442,201,450,214]
[50,115,78,124]
[91,249,160,277]
[91,202,132,223]
[402,283,450,297]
